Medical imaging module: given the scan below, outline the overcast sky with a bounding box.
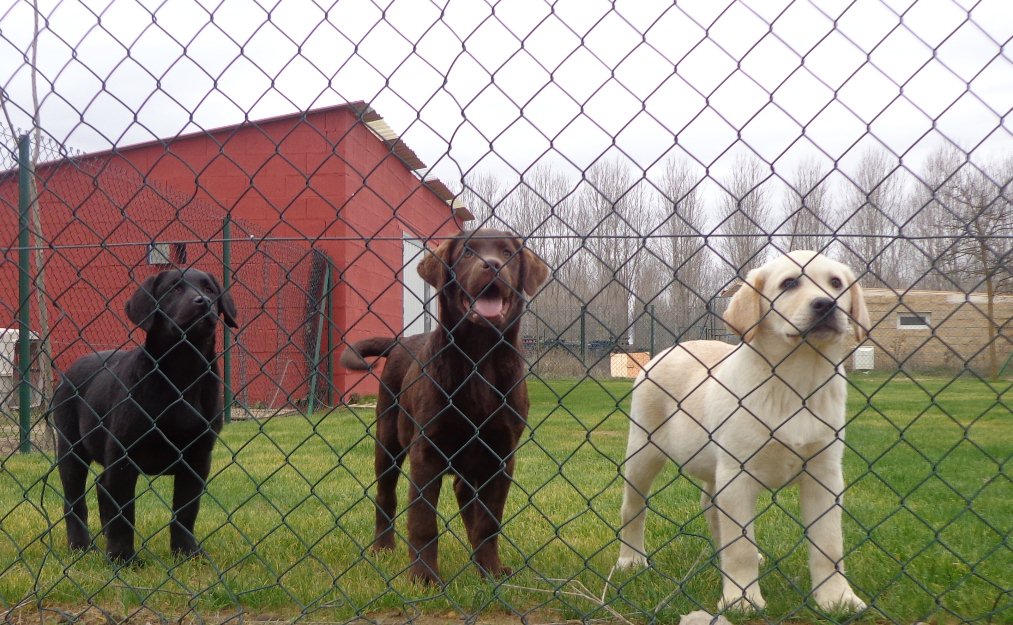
[1,0,1010,186]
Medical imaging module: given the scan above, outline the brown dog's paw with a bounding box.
[476,561,512,580]
[407,564,443,587]
[370,535,396,553]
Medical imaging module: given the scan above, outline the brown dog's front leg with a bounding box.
[406,442,444,585]
[464,459,514,579]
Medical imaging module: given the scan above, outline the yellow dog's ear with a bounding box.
[417,238,455,289]
[723,267,766,343]
[848,277,870,341]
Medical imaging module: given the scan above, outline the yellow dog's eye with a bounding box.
[780,277,799,290]
[830,277,843,289]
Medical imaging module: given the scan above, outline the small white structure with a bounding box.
[0,328,42,408]
[853,345,875,371]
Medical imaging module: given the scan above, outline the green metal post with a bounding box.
[579,305,586,364]
[325,261,334,408]
[222,216,233,424]
[649,304,655,357]
[17,134,32,454]
[307,264,329,415]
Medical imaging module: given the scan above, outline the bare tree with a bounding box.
[781,158,836,253]
[908,145,968,291]
[931,153,1012,379]
[654,156,714,338]
[714,154,774,278]
[578,156,660,347]
[839,148,910,288]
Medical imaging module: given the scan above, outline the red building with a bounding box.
[0,102,469,410]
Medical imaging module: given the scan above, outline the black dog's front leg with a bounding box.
[97,459,140,564]
[170,454,211,559]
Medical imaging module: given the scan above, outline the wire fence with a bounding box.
[0,1,1010,624]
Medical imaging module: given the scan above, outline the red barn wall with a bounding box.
[2,105,462,410]
[109,106,461,402]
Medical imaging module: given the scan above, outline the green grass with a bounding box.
[0,372,1009,624]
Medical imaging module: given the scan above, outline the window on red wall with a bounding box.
[148,241,188,266]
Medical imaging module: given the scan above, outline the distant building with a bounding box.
[857,288,1012,374]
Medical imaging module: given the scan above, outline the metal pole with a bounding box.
[579,305,586,364]
[307,263,329,415]
[649,304,655,357]
[17,135,33,454]
[222,216,233,424]
[325,261,334,408]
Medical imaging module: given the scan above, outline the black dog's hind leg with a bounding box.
[97,458,140,564]
[170,453,211,558]
[56,441,92,551]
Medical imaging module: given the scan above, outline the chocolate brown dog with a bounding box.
[52,268,237,564]
[342,229,548,585]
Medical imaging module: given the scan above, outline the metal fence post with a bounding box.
[307,260,329,415]
[17,134,32,454]
[649,304,655,357]
[223,215,233,424]
[579,304,586,363]
[325,260,334,408]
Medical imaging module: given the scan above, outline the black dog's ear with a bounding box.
[125,273,163,332]
[418,238,456,289]
[210,274,239,329]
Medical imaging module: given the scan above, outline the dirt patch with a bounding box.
[0,606,595,625]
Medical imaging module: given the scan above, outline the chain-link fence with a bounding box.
[1,1,1010,624]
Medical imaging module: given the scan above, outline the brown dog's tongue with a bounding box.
[474,294,505,319]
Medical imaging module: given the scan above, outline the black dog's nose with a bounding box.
[811,297,836,313]
[194,295,212,308]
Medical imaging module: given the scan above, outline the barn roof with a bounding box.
[21,101,473,222]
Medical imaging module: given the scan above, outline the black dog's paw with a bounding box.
[171,545,208,562]
[67,540,93,554]
[108,551,144,569]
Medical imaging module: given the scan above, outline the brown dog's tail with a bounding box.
[340,336,397,370]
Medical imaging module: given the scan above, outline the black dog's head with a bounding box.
[125,269,238,338]
[417,229,549,331]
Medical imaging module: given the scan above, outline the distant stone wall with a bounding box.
[856,289,1013,374]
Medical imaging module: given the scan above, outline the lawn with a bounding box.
[0,371,1009,624]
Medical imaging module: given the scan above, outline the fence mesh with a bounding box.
[0,1,1010,624]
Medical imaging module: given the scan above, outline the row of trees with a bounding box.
[457,145,1012,360]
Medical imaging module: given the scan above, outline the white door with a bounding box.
[402,236,434,336]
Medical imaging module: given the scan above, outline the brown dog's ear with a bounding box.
[125,273,163,332]
[417,238,455,289]
[521,247,549,296]
[723,267,766,343]
[210,274,239,329]
[848,277,870,341]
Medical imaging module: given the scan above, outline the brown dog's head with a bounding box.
[417,229,549,331]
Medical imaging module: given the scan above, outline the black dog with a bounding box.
[52,268,237,563]
[342,229,548,584]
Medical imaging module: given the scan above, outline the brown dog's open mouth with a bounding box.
[461,283,511,325]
